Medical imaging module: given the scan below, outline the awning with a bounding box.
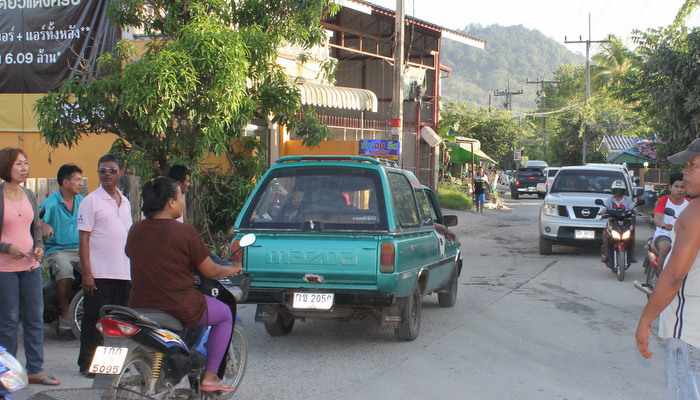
[298,82,378,112]
[420,126,442,147]
[448,142,497,164]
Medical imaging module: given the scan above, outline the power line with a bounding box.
[564,13,610,164]
[526,77,560,157]
[493,80,524,111]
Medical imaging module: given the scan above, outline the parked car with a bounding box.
[544,167,560,192]
[233,156,462,341]
[538,165,644,255]
[510,167,547,199]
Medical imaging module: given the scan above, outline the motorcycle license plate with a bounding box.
[292,292,334,310]
[575,230,595,240]
[88,346,128,375]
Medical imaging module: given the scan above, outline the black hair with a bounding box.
[670,172,684,186]
[57,164,83,185]
[141,176,179,219]
[98,154,122,169]
[168,165,189,182]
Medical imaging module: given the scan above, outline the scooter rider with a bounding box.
[601,180,636,264]
[125,176,241,394]
[652,173,688,268]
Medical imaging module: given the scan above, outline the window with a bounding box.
[548,169,559,178]
[243,167,387,231]
[551,170,629,195]
[388,173,420,228]
[416,190,438,225]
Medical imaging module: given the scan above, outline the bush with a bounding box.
[438,184,473,211]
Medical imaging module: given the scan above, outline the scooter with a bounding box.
[596,199,643,282]
[0,346,28,400]
[641,207,677,293]
[90,234,255,399]
[42,260,84,339]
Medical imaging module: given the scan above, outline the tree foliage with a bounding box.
[35,0,337,176]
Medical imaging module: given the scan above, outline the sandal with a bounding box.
[201,381,236,393]
[28,373,61,386]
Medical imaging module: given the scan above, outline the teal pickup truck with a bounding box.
[233,156,461,341]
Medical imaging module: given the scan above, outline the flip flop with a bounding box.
[200,381,236,393]
[28,373,61,386]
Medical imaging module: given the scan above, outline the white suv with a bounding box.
[538,165,642,255]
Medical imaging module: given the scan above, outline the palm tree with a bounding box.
[592,36,634,89]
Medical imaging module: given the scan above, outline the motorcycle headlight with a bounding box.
[543,203,558,217]
[622,230,632,240]
[610,230,622,240]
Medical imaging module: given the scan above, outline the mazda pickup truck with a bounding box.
[232,156,462,341]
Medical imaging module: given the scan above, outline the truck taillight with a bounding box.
[96,317,140,337]
[380,241,395,273]
[230,239,244,264]
[515,180,521,187]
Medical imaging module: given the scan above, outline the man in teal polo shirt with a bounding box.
[40,164,84,333]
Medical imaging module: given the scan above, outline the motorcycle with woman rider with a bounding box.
[90,176,248,397]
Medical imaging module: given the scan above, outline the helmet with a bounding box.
[611,180,626,194]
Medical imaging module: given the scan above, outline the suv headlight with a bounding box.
[543,203,558,217]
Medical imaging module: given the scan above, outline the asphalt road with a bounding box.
[17,198,665,400]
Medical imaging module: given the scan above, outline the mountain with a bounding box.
[441,24,585,111]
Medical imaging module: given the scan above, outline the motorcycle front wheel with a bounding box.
[616,251,626,282]
[219,325,248,399]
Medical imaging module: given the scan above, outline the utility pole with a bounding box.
[391,0,406,167]
[493,80,524,111]
[526,77,559,159]
[565,13,610,164]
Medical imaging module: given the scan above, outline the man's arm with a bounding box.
[636,202,700,358]
[79,230,96,293]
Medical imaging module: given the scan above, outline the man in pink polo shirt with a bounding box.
[76,154,133,377]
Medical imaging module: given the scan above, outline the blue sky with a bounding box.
[371,0,700,53]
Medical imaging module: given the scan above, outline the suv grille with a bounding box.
[573,206,598,219]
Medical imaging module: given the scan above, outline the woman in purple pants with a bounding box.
[125,177,240,393]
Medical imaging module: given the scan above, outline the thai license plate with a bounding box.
[575,230,595,240]
[292,292,334,310]
[88,346,128,375]
[528,186,536,192]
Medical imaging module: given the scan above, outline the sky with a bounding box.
[372,0,700,54]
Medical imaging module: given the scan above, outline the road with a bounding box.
[17,198,665,400]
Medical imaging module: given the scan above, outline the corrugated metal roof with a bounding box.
[601,135,639,152]
[337,0,486,49]
[298,82,378,112]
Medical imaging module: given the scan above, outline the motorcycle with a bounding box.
[641,207,677,293]
[42,260,84,339]
[90,233,256,399]
[0,346,28,400]
[596,199,643,282]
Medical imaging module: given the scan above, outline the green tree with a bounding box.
[35,0,337,176]
[592,36,635,89]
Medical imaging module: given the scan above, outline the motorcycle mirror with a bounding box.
[664,208,676,218]
[594,199,605,206]
[239,233,257,248]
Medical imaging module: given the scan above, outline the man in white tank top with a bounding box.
[636,138,700,399]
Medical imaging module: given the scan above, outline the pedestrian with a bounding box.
[40,164,84,335]
[473,166,488,214]
[77,154,132,377]
[168,165,191,223]
[0,148,60,386]
[635,138,700,399]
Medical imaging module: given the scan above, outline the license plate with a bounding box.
[292,292,334,310]
[88,346,128,375]
[575,230,595,240]
[528,187,536,192]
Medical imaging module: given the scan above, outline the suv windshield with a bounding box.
[551,170,628,194]
[547,169,559,178]
[242,167,387,231]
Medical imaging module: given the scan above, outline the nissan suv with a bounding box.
[538,165,642,255]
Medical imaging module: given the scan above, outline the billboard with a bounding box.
[359,140,400,160]
[0,0,118,93]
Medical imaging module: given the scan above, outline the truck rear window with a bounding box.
[517,168,543,177]
[242,167,387,231]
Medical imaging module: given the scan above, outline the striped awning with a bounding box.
[298,82,378,112]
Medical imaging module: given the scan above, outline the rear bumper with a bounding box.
[246,287,394,306]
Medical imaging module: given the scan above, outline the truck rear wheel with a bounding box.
[264,310,295,337]
[438,270,458,308]
[395,285,422,341]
